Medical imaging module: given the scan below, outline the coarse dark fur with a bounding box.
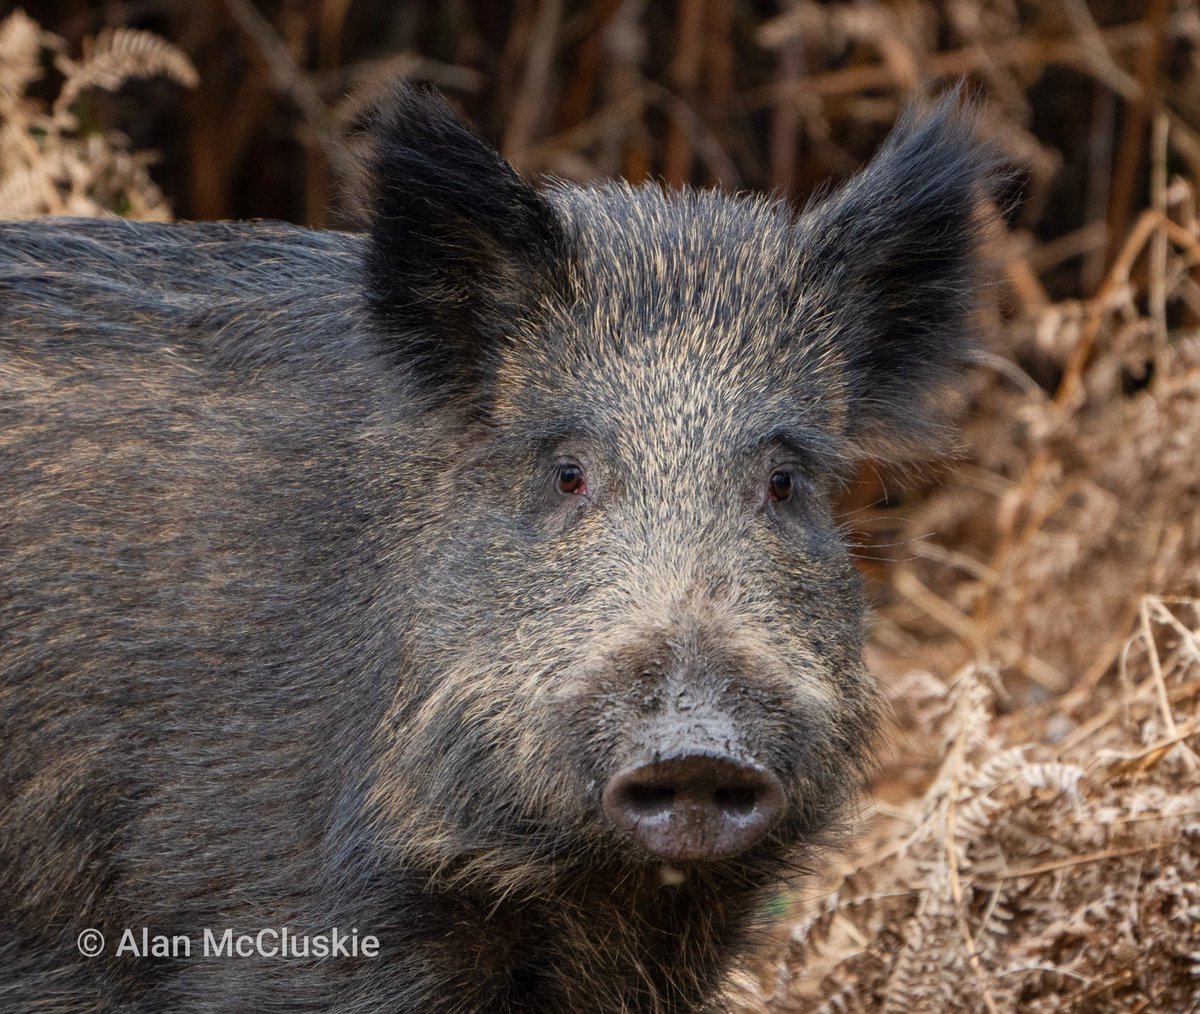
[0,85,998,1012]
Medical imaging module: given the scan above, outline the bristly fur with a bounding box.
[0,84,1000,1012]
[360,82,569,401]
[796,89,1006,460]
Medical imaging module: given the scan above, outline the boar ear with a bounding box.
[798,92,1004,460]
[359,84,567,397]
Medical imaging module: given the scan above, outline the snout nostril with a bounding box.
[602,753,785,862]
[713,785,758,817]
[624,784,675,817]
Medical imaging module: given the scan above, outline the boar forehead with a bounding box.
[494,183,851,465]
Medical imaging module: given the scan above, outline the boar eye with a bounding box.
[556,463,587,496]
[768,469,794,503]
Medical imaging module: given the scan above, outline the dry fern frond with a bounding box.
[734,648,1200,1012]
[0,166,45,217]
[0,10,194,220]
[0,9,50,103]
[54,27,198,117]
[89,27,198,89]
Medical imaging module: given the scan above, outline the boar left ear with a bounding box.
[797,91,1005,460]
[359,84,568,398]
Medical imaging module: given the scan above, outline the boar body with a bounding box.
[0,88,993,1012]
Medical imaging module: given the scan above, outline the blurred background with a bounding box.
[5,1,1194,296]
[3,2,1199,1010]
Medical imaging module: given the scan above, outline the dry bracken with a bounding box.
[731,14,1200,1008]
[0,9,197,221]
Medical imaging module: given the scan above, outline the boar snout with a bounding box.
[600,705,787,864]
[603,746,785,862]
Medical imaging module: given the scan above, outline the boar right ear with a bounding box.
[360,84,567,397]
[796,92,1004,461]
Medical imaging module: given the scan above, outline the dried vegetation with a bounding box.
[727,2,1200,1011]
[3,1,1199,1009]
[0,8,196,220]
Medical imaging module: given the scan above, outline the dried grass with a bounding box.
[731,642,1200,1011]
[728,2,1200,1008]
[0,9,196,221]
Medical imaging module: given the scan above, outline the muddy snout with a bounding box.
[603,752,784,861]
[600,710,787,859]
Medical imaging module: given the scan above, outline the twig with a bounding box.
[753,22,1152,104]
[943,693,1002,1014]
[502,0,563,164]
[1140,595,1179,739]
[1149,111,1169,392]
[662,0,703,185]
[219,0,354,184]
[984,839,1176,881]
[1103,0,1172,268]
[768,0,805,195]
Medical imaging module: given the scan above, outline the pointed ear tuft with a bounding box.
[798,89,1009,460]
[358,84,568,398]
